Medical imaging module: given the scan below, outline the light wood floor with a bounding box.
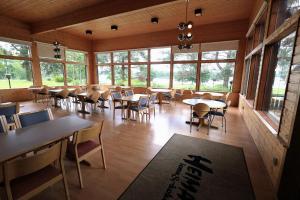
[18,100,275,200]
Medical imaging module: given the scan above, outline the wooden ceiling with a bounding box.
[0,0,105,23]
[0,0,255,40]
[61,0,254,40]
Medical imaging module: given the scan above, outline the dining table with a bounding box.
[194,91,224,99]
[0,115,94,163]
[182,98,227,132]
[150,89,172,105]
[121,94,149,119]
[77,91,105,114]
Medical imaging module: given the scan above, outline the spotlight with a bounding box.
[186,33,193,41]
[187,21,193,29]
[151,17,159,24]
[85,30,92,35]
[178,33,185,42]
[111,25,118,31]
[194,8,202,17]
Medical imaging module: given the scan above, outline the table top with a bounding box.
[78,90,105,97]
[109,86,131,89]
[48,88,76,93]
[122,94,148,102]
[194,91,224,97]
[150,89,172,93]
[182,99,226,109]
[0,115,94,162]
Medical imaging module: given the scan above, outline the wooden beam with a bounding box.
[31,0,177,34]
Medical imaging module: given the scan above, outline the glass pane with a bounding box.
[66,50,85,63]
[202,50,237,60]
[150,48,171,62]
[131,65,147,87]
[0,59,33,89]
[174,52,198,61]
[66,64,87,86]
[0,41,31,57]
[277,0,300,28]
[113,51,128,63]
[265,32,296,121]
[173,63,197,89]
[114,65,128,86]
[150,64,170,88]
[96,53,111,64]
[98,66,112,85]
[40,62,64,86]
[200,62,235,92]
[130,50,148,62]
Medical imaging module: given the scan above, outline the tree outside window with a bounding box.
[40,62,64,86]
[173,64,197,89]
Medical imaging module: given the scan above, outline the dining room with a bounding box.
[0,0,300,200]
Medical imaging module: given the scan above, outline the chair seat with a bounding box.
[11,165,61,199]
[192,112,209,118]
[129,106,147,112]
[209,111,224,116]
[68,140,99,158]
[114,105,127,109]
[85,99,96,104]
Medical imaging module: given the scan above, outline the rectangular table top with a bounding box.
[121,94,148,102]
[0,115,94,162]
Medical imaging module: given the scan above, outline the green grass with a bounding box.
[0,79,64,89]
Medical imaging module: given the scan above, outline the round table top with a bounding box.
[150,89,172,93]
[182,99,226,109]
[194,91,224,97]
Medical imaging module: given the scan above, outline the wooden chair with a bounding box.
[111,91,126,119]
[37,85,50,104]
[68,87,82,104]
[125,90,134,96]
[14,108,54,128]
[201,93,213,100]
[98,90,110,111]
[181,90,193,100]
[191,103,211,132]
[56,89,70,108]
[145,93,157,119]
[209,100,231,133]
[85,91,101,112]
[3,140,70,200]
[0,115,8,133]
[0,102,20,130]
[67,121,106,188]
[128,96,149,121]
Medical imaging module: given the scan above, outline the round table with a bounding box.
[183,99,227,132]
[150,89,172,105]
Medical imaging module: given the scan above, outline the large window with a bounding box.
[130,50,148,62]
[0,40,33,89]
[98,66,112,85]
[263,32,296,121]
[131,65,147,87]
[66,50,87,86]
[174,52,198,61]
[96,53,111,64]
[113,51,128,63]
[202,50,237,60]
[40,62,64,86]
[150,47,170,62]
[173,64,197,89]
[150,64,170,88]
[114,65,128,85]
[200,63,235,92]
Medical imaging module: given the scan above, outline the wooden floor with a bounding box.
[18,100,275,200]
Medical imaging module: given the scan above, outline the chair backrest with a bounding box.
[14,108,53,128]
[183,90,193,95]
[0,115,8,133]
[193,103,210,118]
[101,90,110,100]
[149,93,157,104]
[0,102,19,123]
[111,91,122,101]
[115,86,122,92]
[201,93,212,100]
[138,96,149,107]
[57,89,69,98]
[88,91,101,103]
[74,121,104,145]
[4,139,66,183]
[125,90,134,96]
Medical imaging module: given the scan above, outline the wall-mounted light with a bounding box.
[151,17,159,24]
[111,25,118,31]
[194,8,202,17]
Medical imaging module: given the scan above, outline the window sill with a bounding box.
[255,111,279,134]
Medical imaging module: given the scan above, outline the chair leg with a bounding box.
[62,167,70,200]
[100,147,106,169]
[75,158,84,188]
[224,116,227,133]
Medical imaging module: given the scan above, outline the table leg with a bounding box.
[78,101,90,114]
[190,106,192,133]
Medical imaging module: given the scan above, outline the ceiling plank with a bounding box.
[31,0,178,34]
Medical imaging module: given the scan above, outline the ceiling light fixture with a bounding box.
[177,0,193,50]
[85,30,93,35]
[194,8,202,17]
[151,17,159,24]
[53,41,61,59]
[111,25,118,31]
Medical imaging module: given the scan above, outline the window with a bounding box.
[113,51,128,63]
[0,59,32,89]
[202,50,237,60]
[263,32,296,122]
[131,65,147,87]
[130,50,148,62]
[174,52,198,61]
[246,54,261,102]
[150,48,171,62]
[277,0,300,27]
[96,53,111,64]
[66,50,85,63]
[150,64,170,88]
[66,64,86,86]
[0,40,33,89]
[40,62,64,86]
[173,64,197,89]
[98,66,111,85]
[242,59,251,95]
[114,65,128,85]
[200,63,235,92]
